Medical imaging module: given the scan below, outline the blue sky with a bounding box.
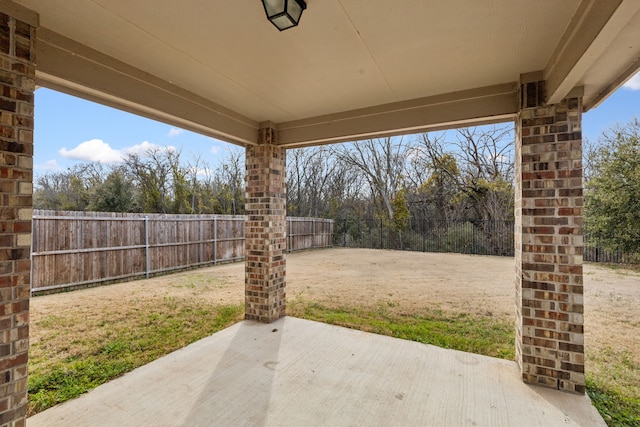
[33,89,233,174]
[33,72,640,175]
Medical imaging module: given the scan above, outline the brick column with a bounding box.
[0,8,36,427]
[244,125,286,323]
[515,79,585,394]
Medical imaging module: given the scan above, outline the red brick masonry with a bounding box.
[244,126,287,323]
[0,10,35,427]
[515,79,585,394]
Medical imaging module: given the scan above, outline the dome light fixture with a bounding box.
[262,0,307,31]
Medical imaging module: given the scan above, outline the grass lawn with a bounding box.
[28,296,243,416]
[290,299,640,427]
[27,258,639,426]
[29,299,640,426]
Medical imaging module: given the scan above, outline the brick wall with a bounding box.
[515,79,585,394]
[0,10,36,427]
[244,126,287,323]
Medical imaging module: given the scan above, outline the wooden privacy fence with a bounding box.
[287,216,333,252]
[31,210,333,293]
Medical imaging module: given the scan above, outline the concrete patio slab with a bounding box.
[27,317,605,427]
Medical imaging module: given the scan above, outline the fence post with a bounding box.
[343,219,347,247]
[330,219,333,248]
[214,216,217,265]
[29,216,34,293]
[144,215,150,278]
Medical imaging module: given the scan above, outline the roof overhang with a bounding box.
[5,0,640,147]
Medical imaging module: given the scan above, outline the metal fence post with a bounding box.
[29,216,35,293]
[214,216,217,265]
[330,219,334,247]
[343,219,347,247]
[144,215,150,278]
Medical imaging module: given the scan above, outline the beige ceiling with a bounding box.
[6,0,640,147]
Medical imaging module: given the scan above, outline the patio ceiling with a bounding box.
[10,0,640,147]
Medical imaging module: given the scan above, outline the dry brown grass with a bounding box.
[29,249,640,423]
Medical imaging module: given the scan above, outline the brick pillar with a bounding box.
[0,8,36,427]
[244,125,286,323]
[515,79,585,394]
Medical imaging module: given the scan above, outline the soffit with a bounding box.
[8,0,640,146]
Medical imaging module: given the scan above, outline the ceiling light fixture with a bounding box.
[262,0,307,31]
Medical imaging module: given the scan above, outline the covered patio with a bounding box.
[27,317,606,427]
[0,0,639,425]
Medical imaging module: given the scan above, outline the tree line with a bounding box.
[33,119,640,255]
[34,147,245,215]
[287,126,515,227]
[584,118,640,254]
[34,126,515,225]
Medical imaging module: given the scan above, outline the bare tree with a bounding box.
[33,163,107,211]
[287,147,344,217]
[412,125,514,223]
[124,147,174,213]
[186,153,206,213]
[405,133,462,221]
[332,137,410,221]
[214,147,244,215]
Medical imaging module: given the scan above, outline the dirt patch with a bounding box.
[30,248,640,364]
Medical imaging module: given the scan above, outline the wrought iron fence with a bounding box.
[583,234,640,264]
[334,218,515,256]
[334,217,639,263]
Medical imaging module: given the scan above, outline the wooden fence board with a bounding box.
[31,210,333,292]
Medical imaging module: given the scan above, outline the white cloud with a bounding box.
[123,141,167,157]
[623,72,640,90]
[59,139,176,164]
[210,146,220,155]
[186,165,213,177]
[59,139,122,163]
[167,127,183,138]
[197,167,214,177]
[35,159,60,171]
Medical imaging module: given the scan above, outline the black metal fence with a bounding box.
[334,218,514,256]
[334,217,639,264]
[583,234,640,264]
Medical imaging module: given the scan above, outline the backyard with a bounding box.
[28,248,640,425]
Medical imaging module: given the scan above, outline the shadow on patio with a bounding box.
[27,316,605,427]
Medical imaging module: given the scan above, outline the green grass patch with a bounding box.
[30,291,639,427]
[289,299,640,427]
[28,300,243,415]
[288,300,515,360]
[586,347,640,427]
[587,379,640,427]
